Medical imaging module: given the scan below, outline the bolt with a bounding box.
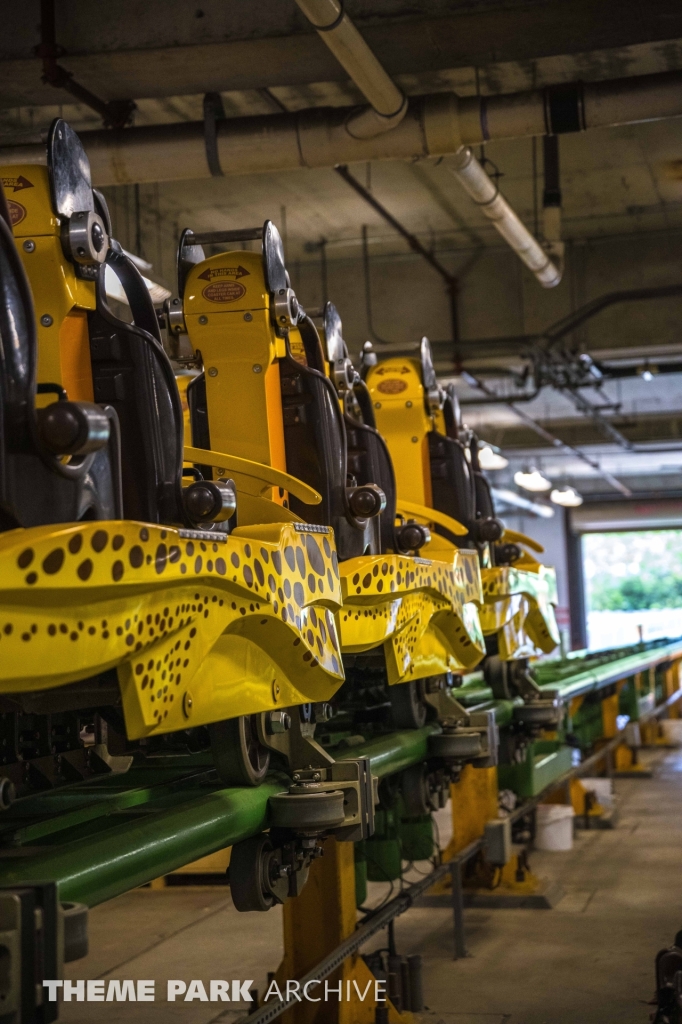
[172,298,181,306]
[207,367,218,377]
[272,680,281,701]
[198,315,208,325]
[411,436,419,443]
[267,710,291,735]
[182,692,193,718]
[406,400,413,408]
[374,402,381,409]
[22,240,35,253]
[292,772,301,782]
[312,772,321,782]
[243,312,253,322]
[40,314,53,327]
[253,364,262,374]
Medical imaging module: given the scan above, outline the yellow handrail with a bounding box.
[502,528,544,553]
[183,446,322,505]
[396,498,468,537]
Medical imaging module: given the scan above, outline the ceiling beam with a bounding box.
[1,0,682,109]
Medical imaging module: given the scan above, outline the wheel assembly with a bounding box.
[390,680,428,729]
[209,715,271,787]
[429,729,483,761]
[229,833,278,912]
[513,701,560,726]
[400,764,434,816]
[269,786,346,833]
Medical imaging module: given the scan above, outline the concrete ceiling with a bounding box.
[3,0,682,501]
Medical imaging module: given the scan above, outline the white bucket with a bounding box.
[581,777,614,810]
[535,804,575,852]
[662,720,682,746]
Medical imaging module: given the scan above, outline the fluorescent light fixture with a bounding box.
[492,487,554,518]
[514,468,551,492]
[478,444,509,470]
[550,486,584,507]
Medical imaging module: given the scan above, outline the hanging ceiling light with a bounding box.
[514,468,551,492]
[550,486,584,507]
[478,444,509,470]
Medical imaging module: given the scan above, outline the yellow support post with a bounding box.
[275,838,411,1024]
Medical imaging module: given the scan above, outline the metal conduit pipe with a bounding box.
[294,0,407,139]
[1,70,682,185]
[449,147,562,288]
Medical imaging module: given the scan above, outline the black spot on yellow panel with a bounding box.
[305,535,325,575]
[91,530,108,553]
[155,545,168,573]
[18,549,34,569]
[42,549,64,574]
[77,559,93,581]
[129,546,144,568]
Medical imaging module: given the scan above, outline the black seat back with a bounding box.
[88,245,186,525]
[428,429,477,546]
[280,316,379,560]
[0,215,121,529]
[344,379,404,555]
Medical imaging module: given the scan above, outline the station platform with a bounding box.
[59,748,681,1024]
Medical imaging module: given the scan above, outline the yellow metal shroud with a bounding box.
[0,520,344,739]
[1,165,96,404]
[0,173,349,737]
[338,550,484,679]
[366,356,559,661]
[183,251,486,679]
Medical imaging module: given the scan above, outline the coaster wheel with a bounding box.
[390,680,428,729]
[229,833,276,912]
[210,714,270,787]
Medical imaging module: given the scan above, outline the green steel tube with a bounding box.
[0,778,287,907]
[467,698,517,727]
[0,729,445,907]
[458,685,494,706]
[352,725,440,778]
[538,638,682,702]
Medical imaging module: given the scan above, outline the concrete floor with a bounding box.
[62,748,682,1024]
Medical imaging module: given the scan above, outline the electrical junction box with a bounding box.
[484,818,512,866]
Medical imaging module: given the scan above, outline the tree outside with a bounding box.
[583,530,682,649]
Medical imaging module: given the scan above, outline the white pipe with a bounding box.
[449,147,562,288]
[294,0,407,138]
[1,71,681,185]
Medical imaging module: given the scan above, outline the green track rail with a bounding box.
[457,636,682,708]
[0,637,680,908]
[0,727,438,907]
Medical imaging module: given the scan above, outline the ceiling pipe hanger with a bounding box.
[35,0,135,130]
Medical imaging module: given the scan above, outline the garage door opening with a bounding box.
[583,530,682,650]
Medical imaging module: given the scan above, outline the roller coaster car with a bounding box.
[364,338,561,727]
[0,124,367,835]
[314,302,496,766]
[174,232,494,771]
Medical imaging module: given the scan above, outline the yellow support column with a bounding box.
[275,838,411,1024]
[442,765,498,861]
